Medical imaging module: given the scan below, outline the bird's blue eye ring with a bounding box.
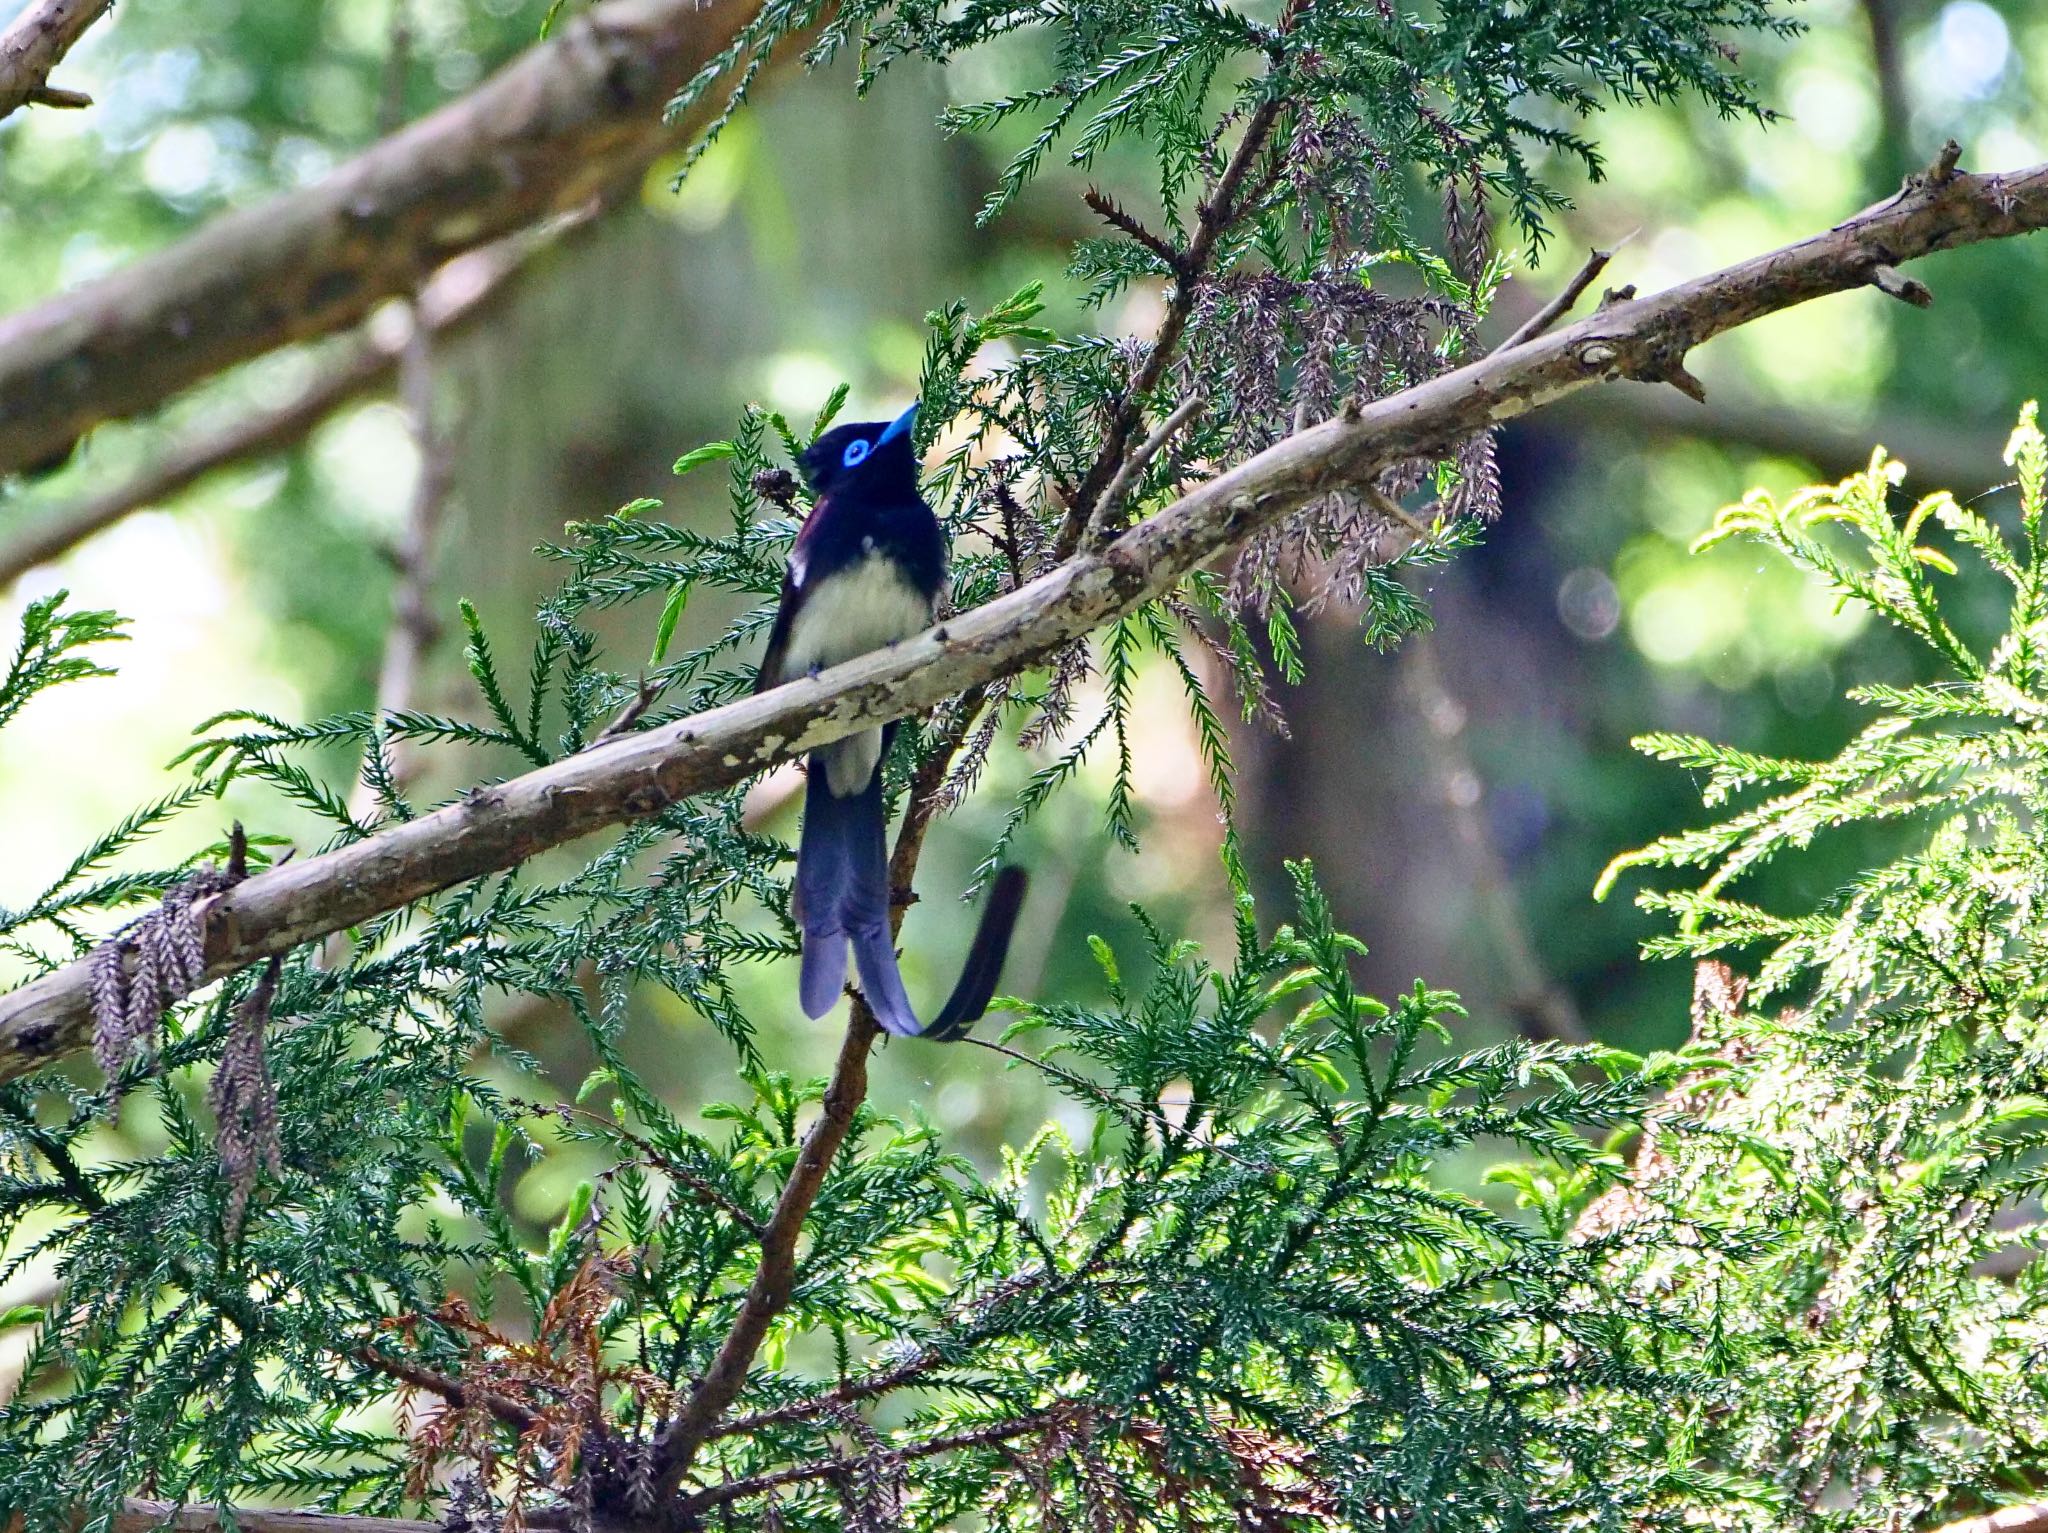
[841,437,872,470]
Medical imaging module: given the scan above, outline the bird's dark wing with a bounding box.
[756,495,837,693]
[753,566,802,695]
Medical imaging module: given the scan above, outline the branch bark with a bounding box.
[0,232,541,591]
[3,150,2045,1084]
[112,1505,432,1533]
[0,0,110,121]
[0,0,759,478]
[1933,1508,2048,1533]
[648,1008,881,1497]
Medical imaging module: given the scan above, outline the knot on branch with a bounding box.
[87,824,249,1078]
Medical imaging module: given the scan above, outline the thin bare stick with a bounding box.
[351,1345,541,1432]
[0,0,111,121]
[1083,187,1183,272]
[1361,482,1433,540]
[1086,395,1205,544]
[677,1408,1069,1516]
[1490,246,1613,355]
[1057,56,1297,554]
[648,1006,882,1497]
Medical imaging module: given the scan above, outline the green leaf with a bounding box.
[650,583,691,666]
[674,440,738,476]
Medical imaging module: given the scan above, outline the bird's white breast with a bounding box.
[779,552,935,798]
[778,552,934,681]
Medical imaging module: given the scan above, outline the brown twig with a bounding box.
[676,1407,1073,1517]
[1083,187,1184,273]
[1086,394,1205,545]
[1058,78,1293,555]
[594,676,666,744]
[4,146,2046,1082]
[1489,245,1614,355]
[647,1007,882,1497]
[0,0,110,121]
[351,1344,542,1433]
[1360,482,1433,540]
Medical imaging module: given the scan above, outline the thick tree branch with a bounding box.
[3,149,2045,1084]
[0,0,760,478]
[111,1506,434,1533]
[0,0,110,121]
[1934,1507,2048,1533]
[0,231,542,591]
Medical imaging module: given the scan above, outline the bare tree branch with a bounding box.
[676,1408,1070,1516]
[111,1505,435,1533]
[1489,245,1613,355]
[0,234,533,590]
[1933,1506,2048,1533]
[0,0,110,121]
[351,1344,542,1433]
[2,148,2044,1086]
[1087,394,1205,545]
[102,1499,624,1533]
[1058,56,1296,552]
[0,336,391,589]
[0,0,763,478]
[644,1008,882,1496]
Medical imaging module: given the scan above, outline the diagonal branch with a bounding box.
[351,1344,541,1433]
[648,1006,881,1498]
[675,1407,1070,1516]
[0,0,766,478]
[3,147,2045,1085]
[0,230,541,593]
[1932,1507,2048,1533]
[0,0,111,121]
[1058,75,1293,553]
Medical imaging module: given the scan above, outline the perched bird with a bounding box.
[756,403,1026,1039]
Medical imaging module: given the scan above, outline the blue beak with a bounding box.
[877,402,919,446]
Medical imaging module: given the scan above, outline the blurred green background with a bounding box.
[1,0,2042,1334]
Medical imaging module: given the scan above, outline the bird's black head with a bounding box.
[800,404,921,499]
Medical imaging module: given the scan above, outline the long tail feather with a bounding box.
[921,866,1029,1042]
[795,749,1029,1040]
[794,758,882,1019]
